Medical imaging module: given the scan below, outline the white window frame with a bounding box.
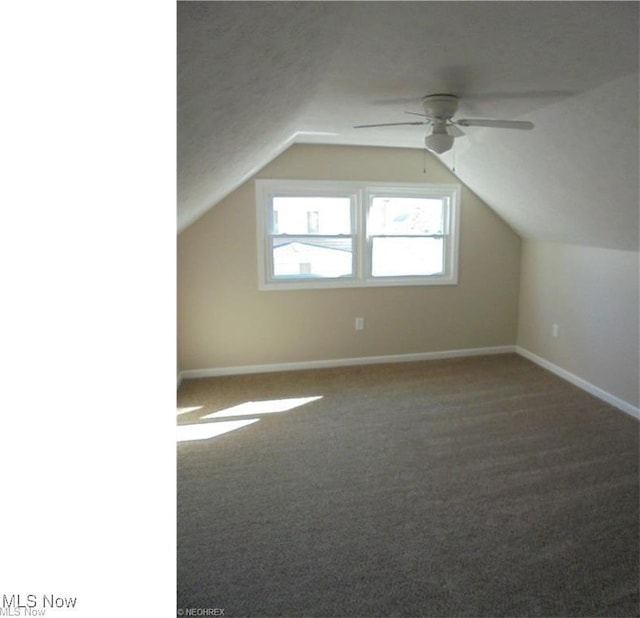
[256,179,461,291]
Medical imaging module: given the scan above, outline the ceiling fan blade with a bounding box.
[353,121,429,128]
[446,124,465,137]
[405,111,430,118]
[456,119,534,130]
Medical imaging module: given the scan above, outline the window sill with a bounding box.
[259,275,458,291]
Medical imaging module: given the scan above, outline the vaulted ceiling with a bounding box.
[177,1,639,251]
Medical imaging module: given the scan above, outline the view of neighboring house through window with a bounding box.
[271,196,354,279]
[256,179,460,290]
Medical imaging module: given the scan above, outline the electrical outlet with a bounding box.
[355,317,365,331]
[552,323,559,338]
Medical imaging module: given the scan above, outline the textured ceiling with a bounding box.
[177,1,639,250]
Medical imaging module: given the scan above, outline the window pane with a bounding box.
[273,197,351,234]
[272,238,353,279]
[368,197,444,235]
[371,237,443,277]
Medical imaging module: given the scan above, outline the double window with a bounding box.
[256,179,460,290]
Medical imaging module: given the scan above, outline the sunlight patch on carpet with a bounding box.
[177,419,259,442]
[177,406,203,416]
[202,396,323,419]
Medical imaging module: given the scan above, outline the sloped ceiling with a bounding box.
[177,1,639,250]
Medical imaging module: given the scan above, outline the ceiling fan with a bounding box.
[354,94,534,154]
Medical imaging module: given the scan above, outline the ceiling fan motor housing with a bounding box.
[422,94,459,119]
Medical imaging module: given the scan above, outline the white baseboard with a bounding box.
[516,346,639,420]
[178,345,516,381]
[178,346,640,419]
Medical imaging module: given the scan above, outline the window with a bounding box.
[256,179,460,290]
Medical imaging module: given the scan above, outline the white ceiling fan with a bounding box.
[354,94,534,154]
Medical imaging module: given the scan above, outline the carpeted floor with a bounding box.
[177,354,639,617]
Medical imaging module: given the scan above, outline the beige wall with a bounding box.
[177,144,521,370]
[517,240,639,407]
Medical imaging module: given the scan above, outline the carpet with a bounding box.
[177,354,639,617]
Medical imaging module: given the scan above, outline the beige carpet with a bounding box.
[177,353,639,617]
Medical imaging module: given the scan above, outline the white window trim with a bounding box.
[256,179,461,291]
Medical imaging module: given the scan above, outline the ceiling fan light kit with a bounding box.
[424,128,455,154]
[355,93,535,155]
